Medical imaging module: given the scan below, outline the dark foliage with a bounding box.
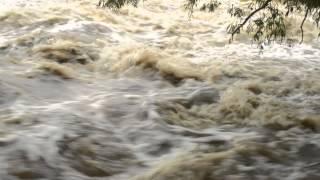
[97,0,140,9]
[98,0,320,43]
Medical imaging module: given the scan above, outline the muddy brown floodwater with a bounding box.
[0,0,320,179]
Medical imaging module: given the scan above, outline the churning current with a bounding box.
[0,0,320,179]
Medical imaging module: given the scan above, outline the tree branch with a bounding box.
[300,7,310,44]
[231,0,272,41]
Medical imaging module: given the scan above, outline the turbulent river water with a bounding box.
[0,0,320,179]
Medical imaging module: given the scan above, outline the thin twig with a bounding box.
[231,0,272,41]
[300,8,310,44]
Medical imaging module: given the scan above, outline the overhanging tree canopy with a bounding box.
[97,0,320,43]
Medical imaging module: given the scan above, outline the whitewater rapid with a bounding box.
[0,0,320,179]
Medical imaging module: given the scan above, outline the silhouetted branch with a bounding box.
[230,0,272,41]
[300,7,310,44]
